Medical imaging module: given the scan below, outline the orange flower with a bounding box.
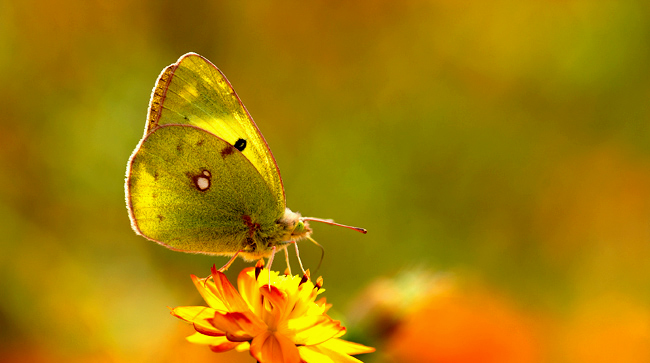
[171,263,375,363]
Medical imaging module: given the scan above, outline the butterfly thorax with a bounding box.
[239,208,312,260]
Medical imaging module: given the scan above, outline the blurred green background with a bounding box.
[2,1,650,362]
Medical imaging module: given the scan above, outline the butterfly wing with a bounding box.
[126,124,285,257]
[146,52,285,212]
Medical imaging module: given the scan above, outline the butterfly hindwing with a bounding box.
[127,124,284,255]
[146,53,285,213]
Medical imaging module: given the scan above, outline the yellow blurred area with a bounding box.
[1,0,650,362]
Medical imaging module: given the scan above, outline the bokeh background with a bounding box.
[2,1,650,362]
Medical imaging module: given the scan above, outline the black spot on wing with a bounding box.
[234,138,247,152]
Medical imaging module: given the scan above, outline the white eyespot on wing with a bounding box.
[189,169,212,192]
[196,176,210,191]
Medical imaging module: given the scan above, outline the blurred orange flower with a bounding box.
[171,263,375,363]
[387,284,541,363]
[348,270,542,363]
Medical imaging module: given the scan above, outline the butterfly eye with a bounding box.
[234,138,247,152]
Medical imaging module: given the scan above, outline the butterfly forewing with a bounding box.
[146,53,285,212]
[127,125,283,255]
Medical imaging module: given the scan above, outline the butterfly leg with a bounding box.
[267,246,277,271]
[266,246,277,288]
[284,247,292,276]
[218,250,242,272]
[294,241,307,275]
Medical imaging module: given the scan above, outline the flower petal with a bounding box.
[275,332,302,363]
[210,310,266,341]
[238,267,262,314]
[185,333,241,352]
[195,320,225,337]
[315,297,332,313]
[208,340,241,353]
[208,268,250,312]
[285,280,318,318]
[298,346,337,363]
[235,341,251,352]
[298,344,369,363]
[186,332,228,346]
[288,316,346,346]
[260,284,288,310]
[259,284,289,327]
[250,331,271,362]
[191,275,227,310]
[320,338,376,355]
[171,306,224,336]
[170,305,215,323]
[250,331,301,363]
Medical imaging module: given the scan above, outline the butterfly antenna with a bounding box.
[306,236,325,274]
[302,217,367,234]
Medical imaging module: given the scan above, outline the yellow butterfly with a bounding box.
[125,53,365,271]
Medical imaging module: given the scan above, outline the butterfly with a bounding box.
[125,53,365,271]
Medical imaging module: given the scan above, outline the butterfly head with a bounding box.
[279,208,312,242]
[292,219,312,240]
